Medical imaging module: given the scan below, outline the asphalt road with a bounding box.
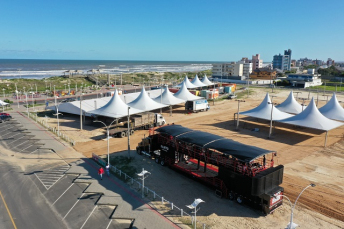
[0,161,68,229]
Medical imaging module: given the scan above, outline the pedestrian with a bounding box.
[263,155,266,168]
[106,163,110,177]
[98,167,104,180]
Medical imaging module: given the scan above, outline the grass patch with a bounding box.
[309,85,344,92]
[23,103,45,108]
[108,155,138,178]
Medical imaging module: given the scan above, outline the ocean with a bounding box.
[0,59,214,79]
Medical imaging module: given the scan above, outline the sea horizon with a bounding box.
[0,59,218,80]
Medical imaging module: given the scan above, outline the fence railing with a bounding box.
[92,153,208,229]
[27,112,76,146]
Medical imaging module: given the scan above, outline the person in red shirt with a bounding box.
[98,167,104,180]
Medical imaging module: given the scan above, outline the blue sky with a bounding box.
[1,0,343,61]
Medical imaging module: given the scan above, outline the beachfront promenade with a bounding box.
[0,101,186,229]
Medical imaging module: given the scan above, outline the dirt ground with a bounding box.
[39,87,344,228]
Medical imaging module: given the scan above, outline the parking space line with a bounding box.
[6,132,22,139]
[63,193,85,219]
[79,205,97,229]
[7,136,25,145]
[47,175,65,190]
[0,130,20,138]
[52,183,74,205]
[34,173,50,190]
[12,140,29,149]
[29,149,38,154]
[19,144,34,152]
[105,219,113,229]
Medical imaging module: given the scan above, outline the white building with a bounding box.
[212,62,243,77]
[287,70,322,88]
[238,61,252,77]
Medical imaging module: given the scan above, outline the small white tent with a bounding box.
[275,91,304,114]
[318,93,344,122]
[200,74,214,86]
[88,89,144,118]
[278,97,343,131]
[153,86,185,105]
[0,99,9,112]
[175,76,198,89]
[240,93,293,120]
[127,87,168,111]
[191,75,207,87]
[173,82,203,101]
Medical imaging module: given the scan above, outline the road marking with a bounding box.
[19,144,34,152]
[29,149,38,154]
[7,136,25,145]
[1,132,21,138]
[79,205,97,229]
[12,140,29,149]
[0,190,18,229]
[105,219,113,229]
[63,193,85,219]
[52,183,74,205]
[34,165,70,190]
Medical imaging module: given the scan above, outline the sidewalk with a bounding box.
[67,157,185,229]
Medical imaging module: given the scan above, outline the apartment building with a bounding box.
[273,49,292,71]
[212,62,243,77]
[252,54,263,70]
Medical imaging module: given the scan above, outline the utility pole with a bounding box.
[80,94,83,130]
[294,92,301,101]
[268,96,277,139]
[236,100,245,130]
[127,107,131,159]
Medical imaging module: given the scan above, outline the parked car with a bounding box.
[61,98,76,103]
[0,115,11,122]
[227,94,237,99]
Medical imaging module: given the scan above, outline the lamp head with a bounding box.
[310,183,316,187]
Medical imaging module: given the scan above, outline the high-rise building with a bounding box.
[252,54,263,71]
[327,58,335,66]
[237,61,252,77]
[273,49,292,71]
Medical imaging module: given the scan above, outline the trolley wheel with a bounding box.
[229,192,235,200]
[136,148,141,155]
[160,159,165,166]
[120,131,126,138]
[155,157,160,164]
[236,196,243,204]
[130,129,134,135]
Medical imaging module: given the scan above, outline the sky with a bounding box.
[1,0,343,62]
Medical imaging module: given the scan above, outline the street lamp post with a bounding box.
[186,198,205,229]
[54,96,64,135]
[80,93,83,130]
[127,107,131,158]
[287,183,316,229]
[53,85,56,97]
[301,98,307,111]
[268,96,277,139]
[236,99,245,130]
[2,88,5,100]
[137,168,150,198]
[294,92,301,101]
[94,119,117,165]
[15,83,19,108]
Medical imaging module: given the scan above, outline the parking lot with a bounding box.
[0,118,53,154]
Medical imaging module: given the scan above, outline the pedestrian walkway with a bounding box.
[66,158,183,229]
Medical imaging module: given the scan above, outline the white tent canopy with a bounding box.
[191,74,207,87]
[318,93,344,122]
[275,91,304,114]
[278,98,344,131]
[48,97,111,116]
[127,87,168,111]
[88,89,144,118]
[0,100,9,106]
[200,74,214,86]
[175,76,198,89]
[173,82,204,101]
[153,86,185,105]
[240,93,293,121]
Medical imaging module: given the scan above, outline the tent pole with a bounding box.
[170,105,172,117]
[324,131,328,147]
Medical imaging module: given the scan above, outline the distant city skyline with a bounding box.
[1,0,343,61]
